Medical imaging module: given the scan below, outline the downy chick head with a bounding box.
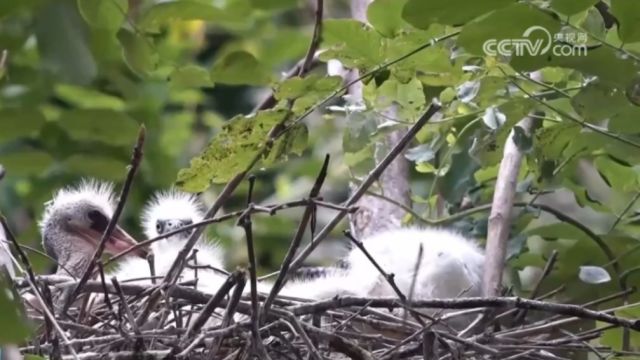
[141,189,205,251]
[40,179,147,277]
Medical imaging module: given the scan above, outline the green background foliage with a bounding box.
[1,0,640,351]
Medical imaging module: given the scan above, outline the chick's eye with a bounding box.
[156,222,162,233]
[88,210,108,232]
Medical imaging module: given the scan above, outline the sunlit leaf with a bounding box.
[264,123,308,165]
[275,75,342,114]
[367,0,409,37]
[77,0,127,31]
[579,265,611,284]
[176,109,289,191]
[321,19,384,69]
[118,29,158,75]
[140,1,228,31]
[371,78,426,121]
[54,84,125,110]
[170,65,214,88]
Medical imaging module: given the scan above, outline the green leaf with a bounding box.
[57,109,139,146]
[279,75,342,114]
[35,1,97,85]
[627,78,640,106]
[342,111,377,175]
[275,75,341,99]
[0,150,54,176]
[370,78,426,121]
[382,30,461,85]
[263,124,308,165]
[210,51,272,86]
[609,105,640,133]
[611,0,640,43]
[23,355,47,360]
[0,274,31,343]
[62,154,128,181]
[160,112,197,157]
[321,19,383,69]
[367,0,409,37]
[415,161,436,173]
[54,84,125,110]
[77,0,127,31]
[549,47,637,87]
[118,29,157,75]
[402,0,512,29]
[176,109,289,191]
[170,65,214,88]
[458,4,562,71]
[534,122,580,160]
[274,75,342,114]
[594,156,639,192]
[249,0,298,11]
[139,1,228,31]
[0,108,45,142]
[551,0,598,15]
[0,0,41,19]
[257,28,310,68]
[570,82,628,123]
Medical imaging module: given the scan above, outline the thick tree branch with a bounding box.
[348,0,411,239]
[482,115,538,296]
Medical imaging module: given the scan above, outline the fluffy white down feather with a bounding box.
[111,190,226,295]
[39,180,115,233]
[280,227,484,301]
[0,225,15,278]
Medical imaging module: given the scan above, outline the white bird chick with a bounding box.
[39,180,147,278]
[113,190,225,293]
[0,224,15,278]
[280,227,484,302]
[141,190,223,268]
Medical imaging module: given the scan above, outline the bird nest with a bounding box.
[13,272,640,360]
[4,142,639,359]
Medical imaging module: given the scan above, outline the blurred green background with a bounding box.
[2,2,640,339]
[0,0,358,274]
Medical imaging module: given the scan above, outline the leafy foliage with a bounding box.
[1,0,640,352]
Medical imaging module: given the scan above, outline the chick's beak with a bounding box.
[73,224,148,258]
[107,226,149,258]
